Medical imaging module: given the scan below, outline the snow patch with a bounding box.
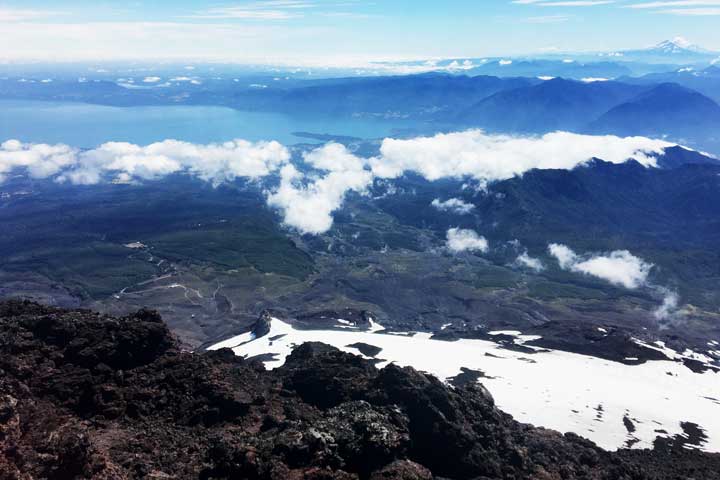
[212,318,720,452]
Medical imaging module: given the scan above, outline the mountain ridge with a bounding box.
[456,78,648,132]
[588,82,720,138]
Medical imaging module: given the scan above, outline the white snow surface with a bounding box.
[211,318,720,452]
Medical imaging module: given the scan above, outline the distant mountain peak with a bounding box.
[651,37,705,54]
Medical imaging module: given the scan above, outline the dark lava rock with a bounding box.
[295,308,374,330]
[525,320,669,365]
[252,310,274,338]
[369,460,432,480]
[1,300,719,479]
[448,367,495,387]
[347,342,383,357]
[683,357,720,374]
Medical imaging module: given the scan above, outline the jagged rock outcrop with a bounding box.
[1,300,719,479]
[252,310,274,339]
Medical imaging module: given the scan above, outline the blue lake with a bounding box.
[0,100,421,148]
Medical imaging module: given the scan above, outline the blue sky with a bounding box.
[0,1,718,63]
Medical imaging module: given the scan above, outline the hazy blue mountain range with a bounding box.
[3,60,720,155]
[619,65,720,103]
[277,74,539,118]
[462,60,636,79]
[589,83,720,139]
[455,78,648,132]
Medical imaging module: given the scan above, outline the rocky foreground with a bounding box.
[1,301,719,479]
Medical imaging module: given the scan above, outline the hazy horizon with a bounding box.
[1,1,719,65]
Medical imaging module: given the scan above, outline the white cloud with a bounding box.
[548,243,578,269]
[167,139,291,183]
[57,139,291,185]
[446,228,489,253]
[625,1,720,9]
[0,139,290,186]
[0,140,77,183]
[303,141,366,172]
[548,243,687,317]
[2,139,371,234]
[535,1,616,5]
[513,0,615,4]
[1,131,683,234]
[516,252,545,272]
[654,288,681,321]
[371,130,672,182]
[266,143,372,234]
[573,251,653,289]
[657,7,720,14]
[548,243,653,289]
[431,197,475,214]
[187,0,319,20]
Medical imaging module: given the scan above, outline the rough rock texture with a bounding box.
[1,300,719,479]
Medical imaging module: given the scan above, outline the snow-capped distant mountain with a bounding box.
[653,37,707,54]
[369,38,718,77]
[621,37,717,64]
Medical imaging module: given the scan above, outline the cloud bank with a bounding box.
[0,140,76,183]
[1,139,291,186]
[370,130,671,182]
[548,243,653,289]
[1,130,679,233]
